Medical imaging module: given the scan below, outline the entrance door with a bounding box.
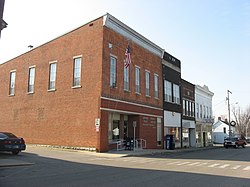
[203,132,206,147]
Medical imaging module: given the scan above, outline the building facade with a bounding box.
[162,52,182,148]
[195,85,214,147]
[181,79,196,147]
[0,14,164,152]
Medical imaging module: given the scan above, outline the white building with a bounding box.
[212,118,236,144]
[195,85,214,147]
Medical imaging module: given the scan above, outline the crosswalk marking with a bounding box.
[208,163,220,167]
[177,162,191,165]
[243,166,250,171]
[218,164,230,168]
[196,162,208,166]
[188,162,201,166]
[231,165,241,170]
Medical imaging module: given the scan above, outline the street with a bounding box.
[0,146,250,187]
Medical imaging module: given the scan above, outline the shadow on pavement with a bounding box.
[0,148,250,187]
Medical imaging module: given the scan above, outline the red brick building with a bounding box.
[0,14,164,152]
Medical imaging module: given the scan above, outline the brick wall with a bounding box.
[0,17,104,149]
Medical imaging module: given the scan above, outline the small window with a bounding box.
[164,80,172,102]
[223,127,226,134]
[28,67,35,93]
[154,74,159,98]
[173,84,180,104]
[73,57,81,87]
[9,71,16,95]
[49,63,57,90]
[110,56,116,87]
[145,71,150,96]
[124,66,129,90]
[135,66,140,93]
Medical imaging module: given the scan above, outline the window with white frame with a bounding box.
[189,101,192,116]
[164,80,172,102]
[200,105,203,118]
[135,66,140,93]
[49,63,57,90]
[183,100,186,115]
[173,84,180,104]
[192,102,195,117]
[28,67,35,93]
[196,103,199,118]
[124,66,129,91]
[110,56,116,87]
[145,71,150,96]
[73,57,81,87]
[9,71,16,95]
[154,74,159,98]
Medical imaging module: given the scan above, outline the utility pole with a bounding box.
[227,90,232,138]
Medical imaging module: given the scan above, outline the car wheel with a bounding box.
[242,144,245,148]
[224,146,228,149]
[234,145,237,148]
[12,150,20,155]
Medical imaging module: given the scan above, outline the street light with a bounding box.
[227,90,232,138]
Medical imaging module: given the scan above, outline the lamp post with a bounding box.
[227,90,232,138]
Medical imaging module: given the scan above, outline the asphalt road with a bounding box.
[0,146,250,187]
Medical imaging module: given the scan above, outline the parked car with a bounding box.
[0,132,26,155]
[224,137,247,148]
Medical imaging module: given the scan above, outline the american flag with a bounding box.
[124,45,131,68]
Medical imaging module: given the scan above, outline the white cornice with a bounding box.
[103,13,164,58]
[162,59,181,73]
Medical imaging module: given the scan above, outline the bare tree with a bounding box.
[232,105,250,138]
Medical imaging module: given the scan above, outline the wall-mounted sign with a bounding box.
[95,118,100,127]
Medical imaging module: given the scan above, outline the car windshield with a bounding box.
[0,132,17,138]
[0,133,8,139]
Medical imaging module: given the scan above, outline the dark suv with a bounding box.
[224,137,247,148]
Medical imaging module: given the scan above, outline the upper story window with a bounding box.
[49,62,57,90]
[200,104,203,118]
[124,66,129,91]
[183,100,186,115]
[73,57,82,87]
[110,56,116,87]
[154,74,159,98]
[173,84,180,104]
[192,102,195,117]
[135,66,140,93]
[28,67,35,93]
[196,103,199,118]
[9,71,16,96]
[164,80,172,102]
[145,71,150,96]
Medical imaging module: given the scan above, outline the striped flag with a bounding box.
[124,45,131,68]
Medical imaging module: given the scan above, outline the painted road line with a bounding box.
[166,161,182,165]
[231,165,241,170]
[177,162,191,166]
[208,163,220,168]
[218,164,230,168]
[188,162,201,166]
[243,166,250,171]
[196,163,208,166]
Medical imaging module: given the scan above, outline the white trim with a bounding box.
[110,53,118,59]
[49,60,57,64]
[10,69,16,73]
[103,13,164,58]
[100,107,163,118]
[29,65,36,68]
[101,96,163,111]
[73,55,83,59]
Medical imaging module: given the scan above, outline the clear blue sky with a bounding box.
[1,0,249,117]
